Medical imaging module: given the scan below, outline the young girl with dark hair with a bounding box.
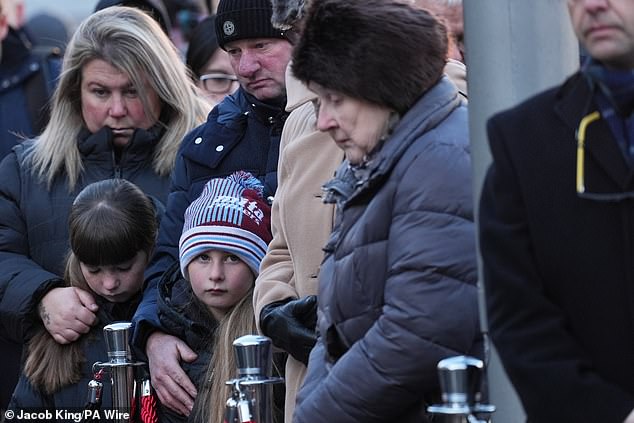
[8,178,160,411]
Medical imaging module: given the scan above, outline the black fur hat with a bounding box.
[269,0,307,30]
[292,0,448,114]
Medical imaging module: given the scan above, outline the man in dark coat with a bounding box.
[130,0,292,417]
[0,2,61,159]
[479,1,634,422]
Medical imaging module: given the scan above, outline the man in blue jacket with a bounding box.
[132,0,292,416]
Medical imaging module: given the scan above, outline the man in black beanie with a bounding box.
[130,0,293,417]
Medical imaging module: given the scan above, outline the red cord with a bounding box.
[140,394,158,423]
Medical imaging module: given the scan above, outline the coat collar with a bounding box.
[554,72,631,190]
[242,89,287,128]
[183,88,287,170]
[77,125,162,162]
[0,27,31,70]
[214,87,287,127]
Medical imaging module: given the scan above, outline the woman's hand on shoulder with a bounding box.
[38,286,99,344]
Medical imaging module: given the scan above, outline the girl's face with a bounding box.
[187,249,254,320]
[80,251,148,303]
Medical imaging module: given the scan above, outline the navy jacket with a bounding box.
[0,27,61,158]
[8,296,141,420]
[0,125,168,410]
[0,126,170,344]
[156,264,217,423]
[132,87,288,352]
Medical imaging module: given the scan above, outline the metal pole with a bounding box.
[464,0,579,421]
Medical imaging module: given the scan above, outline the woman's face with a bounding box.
[309,82,392,165]
[187,249,254,321]
[197,48,239,106]
[81,59,162,148]
[80,251,148,303]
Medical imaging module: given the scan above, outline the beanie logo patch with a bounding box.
[223,20,236,36]
[210,195,265,225]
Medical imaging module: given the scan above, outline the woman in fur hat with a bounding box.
[290,1,483,422]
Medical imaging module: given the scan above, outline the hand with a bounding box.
[38,287,99,344]
[259,296,318,365]
[146,331,198,416]
[624,409,634,423]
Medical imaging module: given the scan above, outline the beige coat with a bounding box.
[253,65,343,422]
[254,61,467,422]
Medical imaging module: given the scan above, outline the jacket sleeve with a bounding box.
[293,144,481,423]
[131,151,191,354]
[253,122,299,331]
[0,153,63,342]
[479,116,634,423]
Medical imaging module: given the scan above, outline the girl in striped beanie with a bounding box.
[157,171,273,423]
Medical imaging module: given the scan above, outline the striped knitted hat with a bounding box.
[179,171,272,279]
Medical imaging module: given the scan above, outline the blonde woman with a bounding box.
[0,5,209,408]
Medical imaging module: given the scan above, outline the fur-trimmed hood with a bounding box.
[292,0,448,114]
[270,0,307,29]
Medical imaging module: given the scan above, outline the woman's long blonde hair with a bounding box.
[24,179,159,394]
[28,6,210,190]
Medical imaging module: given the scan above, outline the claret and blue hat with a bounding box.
[179,171,272,279]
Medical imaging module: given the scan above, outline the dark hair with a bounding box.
[24,178,158,395]
[186,15,220,79]
[94,0,172,34]
[69,179,158,266]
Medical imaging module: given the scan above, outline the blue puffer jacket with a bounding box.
[132,87,288,352]
[0,125,170,344]
[293,77,483,423]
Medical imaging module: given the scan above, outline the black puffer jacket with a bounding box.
[8,295,141,419]
[158,264,287,423]
[293,78,483,423]
[157,263,217,423]
[0,126,170,344]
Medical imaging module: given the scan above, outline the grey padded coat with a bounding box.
[293,77,483,423]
